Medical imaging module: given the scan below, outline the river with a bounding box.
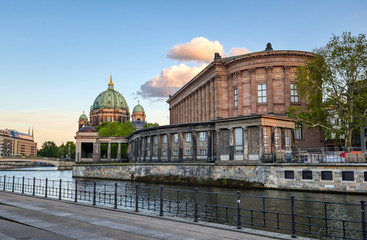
[1,167,366,239]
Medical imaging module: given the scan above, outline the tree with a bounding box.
[37,141,59,157]
[290,32,367,148]
[98,121,136,136]
[143,122,159,128]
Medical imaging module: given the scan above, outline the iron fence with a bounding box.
[0,175,365,240]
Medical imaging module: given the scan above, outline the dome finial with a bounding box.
[108,72,114,90]
[138,100,140,105]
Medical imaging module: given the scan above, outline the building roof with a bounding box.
[133,101,145,113]
[91,74,129,111]
[78,126,98,132]
[79,112,88,120]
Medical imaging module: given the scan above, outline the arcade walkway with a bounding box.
[0,192,305,240]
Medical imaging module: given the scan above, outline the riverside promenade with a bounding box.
[0,192,306,240]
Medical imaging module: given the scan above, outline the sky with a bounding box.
[0,0,366,147]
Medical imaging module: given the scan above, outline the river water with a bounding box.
[1,167,366,239]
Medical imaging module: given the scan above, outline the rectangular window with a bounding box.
[364,172,367,181]
[274,128,280,151]
[302,170,313,180]
[173,134,178,143]
[257,83,267,103]
[154,136,158,144]
[284,170,294,179]
[162,150,167,156]
[147,149,150,156]
[173,150,178,156]
[162,135,167,144]
[235,128,243,154]
[185,133,191,142]
[199,149,206,155]
[199,132,206,142]
[234,88,238,107]
[294,123,303,140]
[342,171,354,181]
[264,127,269,153]
[147,137,150,144]
[321,171,333,180]
[291,83,299,102]
[285,130,290,151]
[185,149,192,155]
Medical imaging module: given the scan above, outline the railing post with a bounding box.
[22,176,24,194]
[12,176,15,192]
[291,195,296,238]
[135,184,139,212]
[45,178,48,198]
[74,180,78,202]
[194,188,198,222]
[361,200,366,240]
[59,179,62,200]
[160,186,164,216]
[237,191,241,229]
[114,183,118,209]
[93,182,96,206]
[3,175,5,191]
[32,177,36,195]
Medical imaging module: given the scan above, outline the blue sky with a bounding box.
[0,0,366,146]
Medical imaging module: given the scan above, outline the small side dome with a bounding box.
[78,126,97,132]
[133,101,145,113]
[79,113,88,120]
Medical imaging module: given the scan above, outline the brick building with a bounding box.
[167,44,323,149]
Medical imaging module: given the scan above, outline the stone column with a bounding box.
[117,142,121,161]
[93,141,100,163]
[243,127,248,161]
[150,136,153,161]
[210,79,214,120]
[284,66,291,110]
[178,132,183,162]
[167,134,171,162]
[205,83,209,121]
[229,74,234,116]
[207,130,212,161]
[238,72,243,116]
[229,128,234,161]
[198,88,202,122]
[216,129,221,161]
[250,69,257,114]
[157,135,162,162]
[192,131,197,161]
[266,66,273,113]
[107,142,111,162]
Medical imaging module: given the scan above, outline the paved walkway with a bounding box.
[0,192,308,240]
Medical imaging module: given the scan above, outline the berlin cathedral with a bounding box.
[78,73,146,130]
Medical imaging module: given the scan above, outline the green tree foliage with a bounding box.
[143,122,159,128]
[98,121,136,136]
[60,141,76,159]
[37,141,59,157]
[290,32,367,148]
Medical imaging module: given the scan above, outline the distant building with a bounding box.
[78,73,147,130]
[131,101,146,130]
[0,129,37,156]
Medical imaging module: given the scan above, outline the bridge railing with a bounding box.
[0,174,366,240]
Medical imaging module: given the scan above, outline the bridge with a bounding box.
[0,156,75,170]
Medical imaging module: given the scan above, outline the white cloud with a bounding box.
[140,37,251,99]
[137,64,207,99]
[167,37,225,63]
[229,47,251,56]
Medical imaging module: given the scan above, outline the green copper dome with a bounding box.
[79,113,88,120]
[133,101,145,113]
[92,78,128,110]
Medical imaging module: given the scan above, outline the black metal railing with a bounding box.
[0,175,365,240]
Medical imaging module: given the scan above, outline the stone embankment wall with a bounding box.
[73,163,367,193]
